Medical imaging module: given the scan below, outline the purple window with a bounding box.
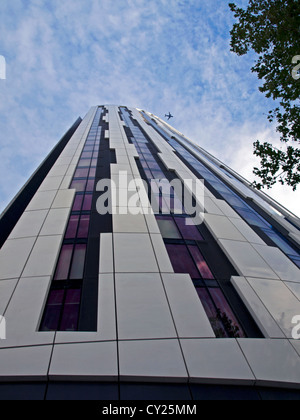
[166,244,199,278]
[91,159,97,166]
[77,215,90,238]
[196,288,227,338]
[74,168,89,178]
[174,217,204,240]
[170,195,184,214]
[70,179,87,192]
[209,288,245,338]
[154,195,170,213]
[77,159,91,167]
[72,194,83,212]
[151,169,165,180]
[89,167,96,178]
[82,194,93,211]
[59,289,81,331]
[86,179,95,192]
[54,245,73,280]
[40,289,64,331]
[81,152,93,159]
[69,244,86,280]
[147,160,160,170]
[65,215,79,239]
[188,246,214,279]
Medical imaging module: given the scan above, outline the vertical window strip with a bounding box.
[141,111,300,266]
[120,108,247,338]
[40,108,103,332]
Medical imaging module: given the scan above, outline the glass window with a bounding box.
[153,195,170,214]
[77,215,90,238]
[77,159,91,168]
[236,208,270,228]
[74,168,89,178]
[69,244,86,280]
[89,167,96,178]
[174,217,203,240]
[221,192,248,209]
[70,180,87,192]
[210,181,231,194]
[188,246,214,279]
[196,287,227,338]
[290,256,300,268]
[65,215,79,239]
[86,179,95,192]
[209,288,246,338]
[40,289,64,331]
[156,216,181,239]
[166,244,199,278]
[59,289,81,331]
[81,152,93,159]
[262,228,299,257]
[170,195,184,214]
[82,194,93,211]
[54,245,73,280]
[147,160,160,170]
[150,169,165,179]
[91,159,98,166]
[72,194,83,212]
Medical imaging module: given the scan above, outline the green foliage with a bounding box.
[229,0,300,190]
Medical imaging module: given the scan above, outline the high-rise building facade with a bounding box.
[0,105,300,400]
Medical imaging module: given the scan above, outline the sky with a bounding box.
[0,0,299,217]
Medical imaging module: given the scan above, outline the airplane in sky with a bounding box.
[165,112,173,120]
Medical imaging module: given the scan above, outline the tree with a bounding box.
[229,0,300,190]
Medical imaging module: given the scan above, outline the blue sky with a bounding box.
[0,0,299,216]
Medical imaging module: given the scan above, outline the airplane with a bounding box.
[165,112,173,120]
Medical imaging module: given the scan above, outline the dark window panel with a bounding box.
[77,215,90,238]
[59,289,81,332]
[235,208,271,229]
[74,168,89,178]
[54,245,74,280]
[86,179,95,192]
[174,217,204,241]
[69,244,86,280]
[72,194,83,212]
[188,245,214,279]
[65,215,79,239]
[40,289,64,331]
[82,194,93,211]
[196,287,227,338]
[166,244,199,278]
[209,288,246,338]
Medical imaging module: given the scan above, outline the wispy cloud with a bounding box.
[0,0,299,216]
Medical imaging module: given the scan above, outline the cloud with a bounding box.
[0,0,299,217]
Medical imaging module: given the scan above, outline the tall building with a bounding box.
[0,105,300,400]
